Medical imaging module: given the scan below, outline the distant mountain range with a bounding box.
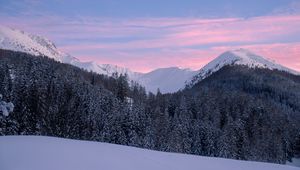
[0,25,298,93]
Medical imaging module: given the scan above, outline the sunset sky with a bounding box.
[0,0,299,72]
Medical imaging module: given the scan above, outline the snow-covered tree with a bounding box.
[0,94,14,116]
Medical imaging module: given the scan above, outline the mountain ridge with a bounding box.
[1,25,299,93]
[0,25,197,93]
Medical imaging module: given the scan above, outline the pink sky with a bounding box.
[58,15,300,72]
[1,14,300,73]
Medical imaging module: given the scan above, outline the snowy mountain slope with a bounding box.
[0,25,69,62]
[0,26,195,93]
[136,67,197,93]
[0,136,298,170]
[69,59,142,79]
[67,61,197,93]
[0,26,138,78]
[188,48,300,86]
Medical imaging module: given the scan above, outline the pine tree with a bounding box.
[116,74,129,102]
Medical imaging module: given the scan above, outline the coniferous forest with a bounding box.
[1,49,300,164]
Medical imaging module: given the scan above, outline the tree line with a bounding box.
[0,49,300,164]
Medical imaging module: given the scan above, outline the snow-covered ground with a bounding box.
[0,136,299,170]
[288,158,300,168]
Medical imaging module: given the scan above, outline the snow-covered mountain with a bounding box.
[2,26,298,93]
[0,25,196,93]
[188,48,299,87]
[0,136,298,170]
[69,60,142,79]
[0,25,69,62]
[137,67,197,93]
[64,59,195,93]
[0,26,138,78]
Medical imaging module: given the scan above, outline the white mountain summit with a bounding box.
[0,25,136,77]
[0,25,69,62]
[187,48,299,87]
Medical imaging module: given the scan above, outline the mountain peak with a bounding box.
[227,48,267,60]
[187,48,299,87]
[0,26,71,62]
[0,25,141,82]
[218,48,275,67]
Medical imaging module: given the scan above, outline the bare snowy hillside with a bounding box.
[0,136,299,170]
[136,67,197,93]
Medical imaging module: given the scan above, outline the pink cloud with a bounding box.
[71,42,300,73]
[52,15,300,52]
[1,14,300,72]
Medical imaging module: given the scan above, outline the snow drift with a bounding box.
[0,136,299,170]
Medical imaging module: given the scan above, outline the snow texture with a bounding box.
[0,136,299,170]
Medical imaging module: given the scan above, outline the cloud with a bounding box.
[0,14,300,72]
[67,42,300,73]
[60,15,300,49]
